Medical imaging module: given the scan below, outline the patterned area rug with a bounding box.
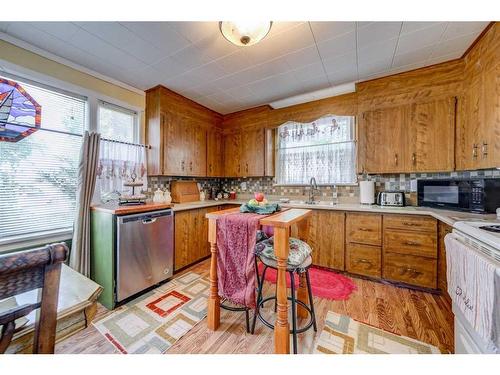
[314,311,441,354]
[93,272,208,354]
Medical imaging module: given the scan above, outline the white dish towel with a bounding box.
[445,233,499,350]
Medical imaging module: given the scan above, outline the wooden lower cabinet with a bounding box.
[174,206,218,271]
[346,243,381,278]
[383,252,437,289]
[308,210,345,270]
[438,222,453,299]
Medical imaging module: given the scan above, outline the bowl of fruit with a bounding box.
[240,193,281,214]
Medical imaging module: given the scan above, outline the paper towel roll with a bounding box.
[359,180,375,204]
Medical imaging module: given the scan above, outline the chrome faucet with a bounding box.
[306,177,319,204]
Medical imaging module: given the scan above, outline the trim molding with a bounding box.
[0,31,145,96]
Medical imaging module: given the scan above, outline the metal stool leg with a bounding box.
[245,308,250,333]
[290,271,298,354]
[251,264,268,334]
[305,269,317,332]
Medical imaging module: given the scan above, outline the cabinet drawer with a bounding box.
[383,215,436,233]
[383,252,437,289]
[384,230,437,258]
[346,213,382,246]
[346,243,381,278]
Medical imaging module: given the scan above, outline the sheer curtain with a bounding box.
[94,140,148,202]
[276,115,356,185]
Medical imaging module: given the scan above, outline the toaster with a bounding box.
[377,191,405,207]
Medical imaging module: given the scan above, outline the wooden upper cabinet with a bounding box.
[408,97,456,172]
[482,63,500,168]
[207,129,224,177]
[146,85,218,176]
[223,127,266,177]
[359,105,408,174]
[223,131,242,177]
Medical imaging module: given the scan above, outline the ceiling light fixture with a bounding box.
[219,21,272,46]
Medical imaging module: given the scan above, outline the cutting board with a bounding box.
[170,180,200,203]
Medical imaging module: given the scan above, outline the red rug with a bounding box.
[258,264,357,300]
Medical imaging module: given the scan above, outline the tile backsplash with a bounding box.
[148,169,500,205]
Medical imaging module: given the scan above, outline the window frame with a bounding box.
[274,115,359,187]
[0,65,143,253]
[97,100,139,143]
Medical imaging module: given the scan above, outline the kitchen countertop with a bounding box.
[92,199,496,227]
[171,199,496,226]
[91,202,173,215]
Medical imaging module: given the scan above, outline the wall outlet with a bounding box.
[410,179,417,192]
[240,181,247,191]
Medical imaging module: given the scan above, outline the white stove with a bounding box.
[454,220,500,257]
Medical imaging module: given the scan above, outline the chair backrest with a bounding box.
[0,243,68,354]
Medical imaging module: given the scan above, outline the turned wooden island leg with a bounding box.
[207,217,220,331]
[273,227,290,354]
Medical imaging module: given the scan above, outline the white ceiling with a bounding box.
[0,21,489,114]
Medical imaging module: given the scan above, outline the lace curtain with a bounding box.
[276,115,357,185]
[94,140,148,202]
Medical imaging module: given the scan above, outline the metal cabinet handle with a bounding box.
[142,218,157,224]
[189,161,193,171]
[357,259,373,268]
[237,164,241,173]
[181,160,185,171]
[209,164,212,173]
[400,267,422,278]
[358,227,371,232]
[394,153,398,166]
[403,222,421,227]
[403,240,420,246]
[246,163,249,173]
[481,142,488,159]
[472,144,478,159]
[412,152,417,166]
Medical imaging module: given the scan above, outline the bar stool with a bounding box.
[251,236,317,354]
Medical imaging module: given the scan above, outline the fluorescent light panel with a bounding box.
[269,82,356,109]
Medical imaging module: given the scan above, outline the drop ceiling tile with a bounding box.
[433,32,480,56]
[113,66,161,90]
[170,44,212,70]
[357,22,402,47]
[209,75,242,90]
[393,45,434,68]
[268,22,304,37]
[170,21,219,43]
[119,22,190,54]
[283,45,322,70]
[316,31,356,59]
[309,21,356,41]
[186,62,228,84]
[396,23,447,55]
[290,62,326,82]
[264,22,316,57]
[224,85,255,100]
[68,28,144,71]
[299,75,331,93]
[401,22,444,34]
[187,83,219,98]
[29,22,80,42]
[357,37,398,64]
[322,51,357,73]
[358,57,392,76]
[326,65,358,85]
[150,56,190,80]
[193,33,240,62]
[441,22,489,40]
[76,22,166,65]
[162,73,199,91]
[426,51,462,65]
[215,51,252,74]
[0,22,10,32]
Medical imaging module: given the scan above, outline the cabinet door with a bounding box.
[241,128,265,176]
[359,105,408,173]
[482,63,500,168]
[223,132,242,177]
[189,123,207,176]
[174,210,191,270]
[307,211,345,270]
[207,130,223,177]
[409,97,456,172]
[164,112,187,175]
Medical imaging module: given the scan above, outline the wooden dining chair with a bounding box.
[0,243,68,354]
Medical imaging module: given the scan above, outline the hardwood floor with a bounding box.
[55,259,454,354]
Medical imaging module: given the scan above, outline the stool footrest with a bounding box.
[256,296,315,334]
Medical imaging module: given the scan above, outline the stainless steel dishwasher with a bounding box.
[116,209,174,302]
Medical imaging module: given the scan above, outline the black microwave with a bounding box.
[417,178,500,213]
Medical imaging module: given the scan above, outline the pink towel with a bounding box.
[216,212,261,308]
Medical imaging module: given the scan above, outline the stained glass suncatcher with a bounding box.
[0,77,41,142]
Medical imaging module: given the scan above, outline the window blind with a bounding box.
[0,76,86,243]
[276,115,357,185]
